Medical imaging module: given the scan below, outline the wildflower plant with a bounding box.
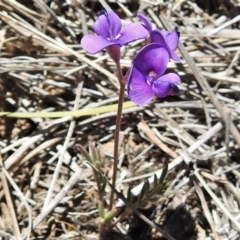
[80,10,181,237]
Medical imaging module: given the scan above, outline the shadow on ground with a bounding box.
[126,205,197,240]
[158,206,197,240]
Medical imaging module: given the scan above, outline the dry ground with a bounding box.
[0,0,240,239]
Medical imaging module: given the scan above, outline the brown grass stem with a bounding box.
[0,150,22,240]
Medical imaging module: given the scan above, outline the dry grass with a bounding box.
[0,0,240,239]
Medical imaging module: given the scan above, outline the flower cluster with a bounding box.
[81,10,148,62]
[81,10,181,105]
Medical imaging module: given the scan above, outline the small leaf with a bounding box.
[0,101,136,118]
[159,160,168,184]
[153,174,158,192]
[144,180,150,197]
[101,181,107,193]
[103,209,118,222]
[76,144,92,162]
[86,161,99,173]
[127,187,133,203]
[89,142,97,163]
[98,202,105,218]
[96,147,102,165]
[137,183,146,204]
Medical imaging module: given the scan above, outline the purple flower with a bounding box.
[151,30,180,61]
[127,43,180,105]
[137,13,152,33]
[81,10,148,55]
[137,13,181,61]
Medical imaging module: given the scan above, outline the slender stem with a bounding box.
[110,209,132,228]
[94,170,106,237]
[109,60,125,210]
[93,170,104,206]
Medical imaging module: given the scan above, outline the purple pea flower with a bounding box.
[81,10,148,61]
[137,13,181,61]
[127,43,180,106]
[137,13,152,33]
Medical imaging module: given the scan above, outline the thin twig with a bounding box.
[1,161,32,239]
[158,13,240,148]
[43,81,83,210]
[117,122,223,206]
[138,119,178,158]
[32,168,92,229]
[0,150,21,240]
[194,179,220,240]
[194,170,240,231]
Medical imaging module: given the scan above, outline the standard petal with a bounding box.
[93,10,121,39]
[152,81,171,98]
[160,30,169,38]
[165,31,180,51]
[107,11,122,38]
[137,13,152,33]
[127,66,154,105]
[150,30,167,48]
[94,13,111,38]
[151,30,180,61]
[81,35,115,53]
[118,23,148,45]
[133,43,169,76]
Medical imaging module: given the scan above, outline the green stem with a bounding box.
[109,60,125,211]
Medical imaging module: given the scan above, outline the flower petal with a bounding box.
[150,30,167,48]
[118,23,148,45]
[160,73,180,84]
[133,43,169,76]
[137,13,152,33]
[81,35,117,54]
[152,73,180,98]
[107,11,122,37]
[93,10,121,39]
[160,30,169,38]
[165,31,180,51]
[169,51,181,61]
[152,81,171,98]
[127,66,154,105]
[169,84,180,96]
[151,30,180,61]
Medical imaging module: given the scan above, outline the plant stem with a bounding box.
[109,60,125,210]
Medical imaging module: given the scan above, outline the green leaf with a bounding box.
[127,187,133,203]
[101,182,107,192]
[159,160,168,184]
[153,174,158,192]
[76,144,92,162]
[0,101,135,118]
[144,180,150,197]
[137,183,146,204]
[98,203,105,218]
[103,209,118,222]
[96,148,103,166]
[89,143,97,164]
